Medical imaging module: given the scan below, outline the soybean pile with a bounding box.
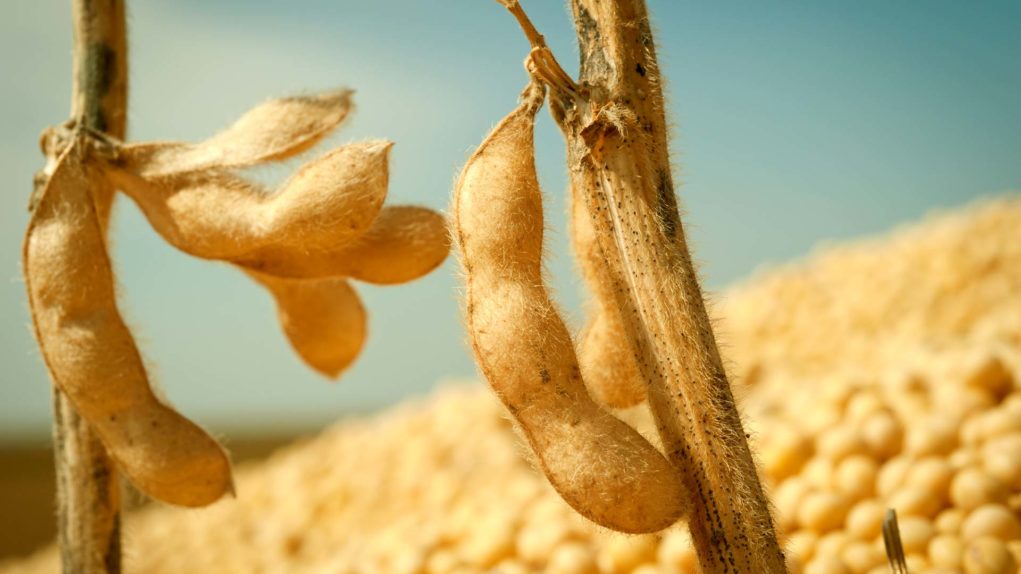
[5,196,1020,573]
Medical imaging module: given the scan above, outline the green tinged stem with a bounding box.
[50,1,128,572]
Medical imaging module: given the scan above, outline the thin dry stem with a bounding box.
[498,0,547,49]
[52,0,128,571]
[498,0,580,95]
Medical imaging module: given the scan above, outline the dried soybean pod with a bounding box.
[106,140,392,260]
[120,89,354,177]
[24,140,232,507]
[520,0,788,568]
[570,188,647,408]
[453,85,686,534]
[248,272,367,378]
[236,205,450,284]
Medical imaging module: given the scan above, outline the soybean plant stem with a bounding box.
[555,0,787,571]
[51,0,128,572]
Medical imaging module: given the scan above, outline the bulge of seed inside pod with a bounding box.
[803,555,850,574]
[840,540,885,573]
[547,542,598,574]
[846,499,886,540]
[861,411,903,460]
[898,516,936,555]
[817,425,869,463]
[797,491,851,533]
[834,455,879,501]
[936,507,966,534]
[631,565,665,574]
[877,456,913,498]
[951,467,1009,511]
[961,504,1021,541]
[929,533,965,568]
[597,535,659,574]
[963,536,1017,574]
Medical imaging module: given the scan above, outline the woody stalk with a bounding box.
[501,1,787,571]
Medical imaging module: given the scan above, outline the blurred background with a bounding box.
[1,0,1019,559]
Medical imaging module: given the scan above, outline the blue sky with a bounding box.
[1,1,1018,441]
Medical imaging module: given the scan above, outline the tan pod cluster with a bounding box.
[101,91,449,378]
[23,91,449,506]
[452,84,686,534]
[25,140,231,507]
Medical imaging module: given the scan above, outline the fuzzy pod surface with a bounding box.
[570,188,647,409]
[24,139,232,507]
[453,87,686,534]
[236,205,450,283]
[120,90,354,178]
[248,272,367,379]
[107,141,393,261]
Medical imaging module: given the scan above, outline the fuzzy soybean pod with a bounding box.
[24,139,232,507]
[106,140,393,261]
[453,87,686,534]
[570,188,647,408]
[248,272,367,378]
[235,205,451,284]
[120,89,354,177]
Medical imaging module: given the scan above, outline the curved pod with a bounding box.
[24,141,232,507]
[453,89,686,533]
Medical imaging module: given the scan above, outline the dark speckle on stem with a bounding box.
[81,42,116,132]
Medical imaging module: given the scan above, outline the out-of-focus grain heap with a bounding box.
[5,196,1021,574]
